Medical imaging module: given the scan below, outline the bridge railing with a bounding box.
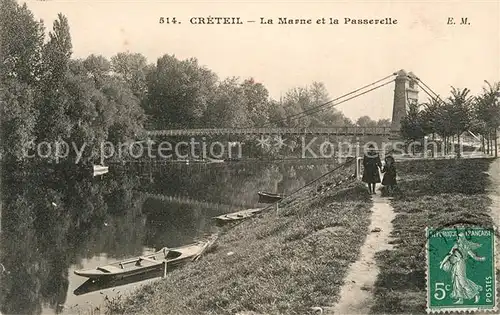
[144,126,391,136]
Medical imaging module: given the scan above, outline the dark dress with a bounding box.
[362,153,381,183]
[381,164,397,186]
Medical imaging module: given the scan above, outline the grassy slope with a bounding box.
[371,158,496,314]
[107,164,373,315]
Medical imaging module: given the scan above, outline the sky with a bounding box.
[22,0,500,121]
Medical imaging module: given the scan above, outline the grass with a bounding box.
[106,163,374,315]
[371,158,497,314]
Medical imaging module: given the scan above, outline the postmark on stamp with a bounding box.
[426,227,497,313]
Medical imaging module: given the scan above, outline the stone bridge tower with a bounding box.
[390,69,419,139]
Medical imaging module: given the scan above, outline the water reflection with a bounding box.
[74,270,164,296]
[0,160,336,314]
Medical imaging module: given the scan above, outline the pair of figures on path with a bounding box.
[362,145,397,194]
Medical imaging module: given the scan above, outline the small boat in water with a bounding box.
[74,269,163,295]
[257,191,284,204]
[213,208,264,225]
[74,242,206,280]
[207,158,225,164]
[93,165,109,176]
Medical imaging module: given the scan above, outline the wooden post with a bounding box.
[495,128,498,158]
[163,261,167,278]
[275,202,279,214]
[354,145,358,178]
[354,142,360,179]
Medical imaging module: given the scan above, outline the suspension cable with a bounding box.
[264,73,396,126]
[287,158,355,196]
[261,73,397,127]
[415,82,439,105]
[415,78,447,106]
[147,73,398,132]
[417,78,439,98]
[257,158,356,212]
[289,78,395,123]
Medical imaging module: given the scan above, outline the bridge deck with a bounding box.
[145,127,391,137]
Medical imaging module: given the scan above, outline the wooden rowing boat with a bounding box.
[207,158,225,163]
[74,242,206,280]
[74,269,163,295]
[93,165,109,176]
[213,208,264,225]
[257,191,284,203]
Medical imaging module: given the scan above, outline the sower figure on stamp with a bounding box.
[439,232,486,304]
[362,144,382,195]
[381,155,397,194]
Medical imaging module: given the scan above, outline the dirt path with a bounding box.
[327,193,395,315]
[486,158,500,270]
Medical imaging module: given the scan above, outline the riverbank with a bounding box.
[106,162,374,314]
[371,158,497,314]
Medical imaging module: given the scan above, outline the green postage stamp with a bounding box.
[426,227,497,313]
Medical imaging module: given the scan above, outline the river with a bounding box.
[0,160,337,315]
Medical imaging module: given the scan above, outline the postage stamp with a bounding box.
[426,227,497,313]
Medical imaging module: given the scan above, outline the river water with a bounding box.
[0,160,337,315]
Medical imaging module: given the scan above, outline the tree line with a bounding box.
[400,84,500,157]
[1,1,390,165]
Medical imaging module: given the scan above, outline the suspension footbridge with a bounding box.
[144,69,424,139]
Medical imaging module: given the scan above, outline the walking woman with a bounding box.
[440,233,485,304]
[362,144,382,194]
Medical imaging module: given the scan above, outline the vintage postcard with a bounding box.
[0,1,499,314]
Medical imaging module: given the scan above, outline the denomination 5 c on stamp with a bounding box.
[426,227,497,313]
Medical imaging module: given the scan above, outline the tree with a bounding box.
[281,86,313,127]
[241,78,270,126]
[111,52,150,99]
[420,98,440,137]
[41,14,72,87]
[427,100,456,155]
[447,87,474,157]
[63,56,145,162]
[376,118,391,127]
[145,55,218,129]
[203,77,250,127]
[356,116,377,127]
[308,82,353,126]
[400,102,425,153]
[36,13,73,143]
[266,99,288,127]
[279,82,352,128]
[0,80,38,162]
[0,0,44,162]
[475,81,500,156]
[0,0,45,85]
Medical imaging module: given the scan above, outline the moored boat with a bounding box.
[257,191,284,203]
[74,242,206,280]
[93,165,109,176]
[213,208,264,225]
[207,158,225,163]
[74,269,162,295]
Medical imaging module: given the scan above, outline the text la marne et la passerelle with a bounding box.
[188,16,398,25]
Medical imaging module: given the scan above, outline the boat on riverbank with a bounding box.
[92,165,109,176]
[258,191,284,203]
[74,269,163,295]
[207,158,225,163]
[74,242,207,280]
[213,208,264,225]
